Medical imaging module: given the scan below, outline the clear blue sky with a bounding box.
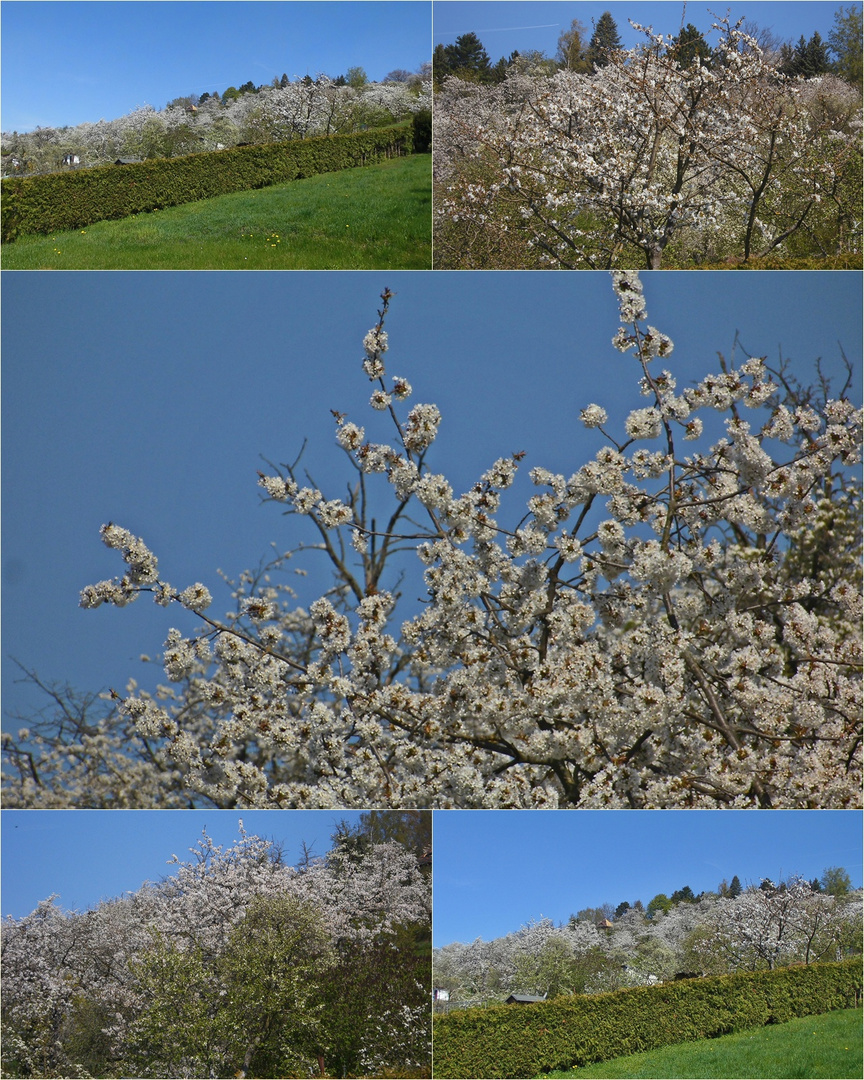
[1,808,368,918]
[3,271,861,730]
[433,810,864,946]
[1,1,432,133]
[434,1,853,57]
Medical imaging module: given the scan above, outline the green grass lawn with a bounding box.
[1,154,431,269]
[535,1008,863,1079]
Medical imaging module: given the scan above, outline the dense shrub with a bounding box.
[432,959,863,1079]
[412,109,432,153]
[1,123,413,242]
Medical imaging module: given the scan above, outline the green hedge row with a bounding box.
[1,123,414,242]
[432,959,863,1079]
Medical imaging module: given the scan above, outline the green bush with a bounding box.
[432,959,863,1079]
[2,124,413,242]
[412,109,432,153]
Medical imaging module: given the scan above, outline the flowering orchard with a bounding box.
[434,20,862,268]
[3,272,861,809]
[0,824,431,1079]
[433,878,863,1001]
[2,75,432,175]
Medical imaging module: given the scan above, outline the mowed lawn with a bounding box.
[534,1008,863,1079]
[1,154,431,269]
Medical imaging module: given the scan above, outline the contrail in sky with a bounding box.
[440,23,560,33]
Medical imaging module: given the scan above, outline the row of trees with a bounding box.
[1,814,432,1079]
[2,272,861,809]
[573,866,856,926]
[175,62,431,110]
[434,8,863,87]
[434,15,862,267]
[1,66,431,176]
[434,873,862,1003]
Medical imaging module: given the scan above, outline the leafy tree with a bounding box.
[829,4,863,85]
[646,894,674,920]
[346,65,369,89]
[587,12,623,69]
[821,866,853,897]
[556,18,591,72]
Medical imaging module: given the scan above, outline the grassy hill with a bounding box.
[1,154,431,269]
[536,1007,863,1079]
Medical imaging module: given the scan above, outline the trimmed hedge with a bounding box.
[1,123,414,242]
[432,959,863,1079]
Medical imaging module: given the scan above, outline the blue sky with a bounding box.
[3,270,861,730]
[1,1,432,133]
[434,1,853,58]
[1,808,369,918]
[432,810,864,946]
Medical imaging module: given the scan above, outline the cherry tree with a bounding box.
[434,19,862,267]
[3,272,861,810]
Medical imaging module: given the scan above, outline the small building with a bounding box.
[62,153,80,166]
[505,993,546,1005]
[596,918,614,931]
[433,987,449,1002]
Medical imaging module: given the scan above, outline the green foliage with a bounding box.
[587,12,623,69]
[412,109,432,153]
[433,33,494,87]
[432,959,863,1079]
[2,123,414,243]
[315,932,431,1078]
[822,867,854,897]
[124,895,334,1079]
[829,5,863,86]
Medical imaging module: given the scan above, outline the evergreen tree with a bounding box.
[280,73,289,88]
[671,23,713,67]
[729,875,743,898]
[614,901,631,919]
[671,885,696,904]
[432,42,452,87]
[453,32,493,80]
[434,34,494,87]
[587,12,623,69]
[781,32,832,77]
[805,31,832,75]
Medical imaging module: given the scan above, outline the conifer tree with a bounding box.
[587,12,622,69]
